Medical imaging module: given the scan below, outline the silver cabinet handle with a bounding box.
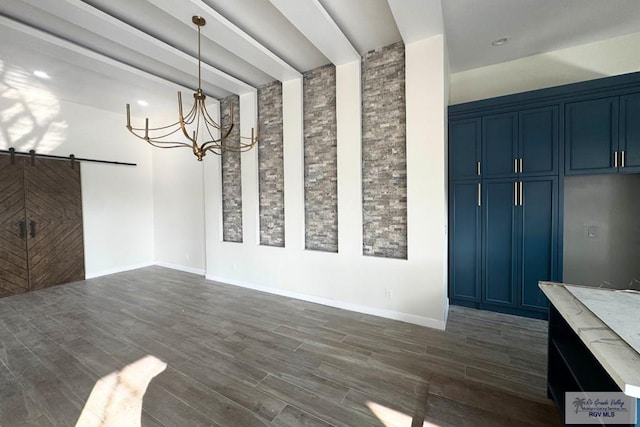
[514,181,518,206]
[614,151,618,168]
[477,183,481,206]
[519,181,523,206]
[622,150,626,168]
[514,158,518,174]
[477,161,481,176]
[519,158,523,174]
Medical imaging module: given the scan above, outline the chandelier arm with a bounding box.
[202,145,223,156]
[128,120,182,132]
[179,112,195,144]
[126,129,192,148]
[200,122,234,151]
[128,124,190,142]
[200,102,223,129]
[179,92,196,125]
[201,123,223,149]
[182,100,198,124]
[144,127,187,141]
[147,141,192,149]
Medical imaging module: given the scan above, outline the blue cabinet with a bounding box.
[449,72,640,319]
[481,177,557,313]
[519,177,558,312]
[519,107,559,176]
[483,107,558,179]
[566,97,618,174]
[483,113,517,178]
[567,94,640,174]
[449,119,481,180]
[482,179,518,307]
[448,181,481,302]
[620,93,640,173]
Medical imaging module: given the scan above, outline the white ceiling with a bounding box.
[1,0,639,115]
[444,0,640,73]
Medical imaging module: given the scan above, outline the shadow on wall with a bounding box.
[0,59,66,153]
[450,55,608,105]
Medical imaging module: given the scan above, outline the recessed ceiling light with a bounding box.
[137,100,149,107]
[491,37,509,47]
[33,70,50,79]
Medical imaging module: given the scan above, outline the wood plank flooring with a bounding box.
[0,266,562,426]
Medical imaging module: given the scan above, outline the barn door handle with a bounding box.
[17,221,25,239]
[29,220,36,238]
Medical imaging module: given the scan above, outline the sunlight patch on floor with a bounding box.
[75,355,167,427]
[367,401,440,427]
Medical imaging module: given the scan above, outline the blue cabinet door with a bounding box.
[449,181,481,302]
[620,93,640,173]
[482,179,518,307]
[519,177,558,312]
[566,97,619,174]
[483,113,518,178]
[449,119,481,180]
[519,106,559,176]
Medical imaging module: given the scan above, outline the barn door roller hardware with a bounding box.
[1,148,136,167]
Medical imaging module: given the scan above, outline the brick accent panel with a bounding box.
[303,64,338,252]
[220,95,243,243]
[361,42,407,259]
[258,80,285,247]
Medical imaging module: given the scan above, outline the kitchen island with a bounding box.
[540,282,640,426]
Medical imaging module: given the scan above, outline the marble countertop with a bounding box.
[565,285,640,355]
[539,282,640,399]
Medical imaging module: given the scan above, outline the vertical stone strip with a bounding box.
[220,95,243,243]
[362,42,407,259]
[258,81,285,247]
[303,64,338,252]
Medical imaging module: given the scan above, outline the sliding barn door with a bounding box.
[23,157,85,291]
[0,156,29,298]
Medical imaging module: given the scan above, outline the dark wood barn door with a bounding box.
[23,157,85,291]
[0,156,29,298]
[0,154,85,297]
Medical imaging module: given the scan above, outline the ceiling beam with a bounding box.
[387,0,444,44]
[0,15,186,106]
[18,0,254,96]
[147,0,301,82]
[267,0,360,66]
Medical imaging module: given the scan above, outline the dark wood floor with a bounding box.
[0,266,562,426]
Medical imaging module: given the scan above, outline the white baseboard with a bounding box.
[206,274,447,330]
[85,262,155,279]
[155,262,205,276]
[443,297,450,326]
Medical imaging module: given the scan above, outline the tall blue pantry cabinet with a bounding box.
[448,71,640,318]
[449,107,559,319]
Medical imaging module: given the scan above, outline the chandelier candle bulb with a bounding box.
[124,15,258,161]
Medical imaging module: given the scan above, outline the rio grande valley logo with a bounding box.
[566,392,636,424]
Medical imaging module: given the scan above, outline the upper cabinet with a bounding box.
[483,113,518,178]
[519,106,559,176]
[620,93,640,173]
[566,93,640,175]
[565,97,619,174]
[483,106,559,179]
[449,118,481,180]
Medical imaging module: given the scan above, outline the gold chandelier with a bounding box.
[125,16,258,161]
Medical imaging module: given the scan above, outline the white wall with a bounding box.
[451,31,640,105]
[203,35,449,329]
[152,146,206,275]
[0,81,156,277]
